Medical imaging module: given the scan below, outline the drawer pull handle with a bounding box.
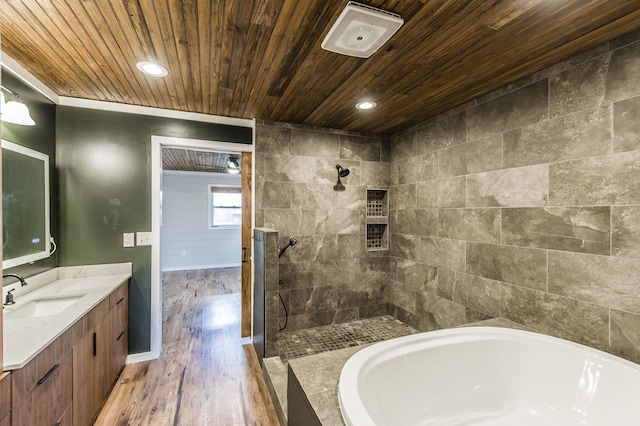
[93,332,97,357]
[37,364,59,385]
[116,297,125,305]
[117,331,125,341]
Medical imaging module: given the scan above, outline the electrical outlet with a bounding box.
[136,232,152,246]
[123,233,135,248]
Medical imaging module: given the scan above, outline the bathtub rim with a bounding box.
[338,326,640,426]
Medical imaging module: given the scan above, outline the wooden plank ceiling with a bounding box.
[162,148,241,173]
[2,0,640,135]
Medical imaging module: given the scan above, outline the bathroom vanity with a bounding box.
[2,263,131,425]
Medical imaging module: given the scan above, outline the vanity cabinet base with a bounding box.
[3,279,129,426]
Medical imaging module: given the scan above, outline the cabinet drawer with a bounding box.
[0,372,10,420]
[11,331,72,405]
[55,401,72,426]
[11,352,72,426]
[109,282,128,309]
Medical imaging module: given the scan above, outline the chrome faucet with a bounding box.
[3,273,28,287]
[3,274,27,306]
[4,289,15,305]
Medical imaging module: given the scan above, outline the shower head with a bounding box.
[336,164,350,177]
[334,164,350,191]
[279,237,298,258]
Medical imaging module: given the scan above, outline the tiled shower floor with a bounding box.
[277,315,417,362]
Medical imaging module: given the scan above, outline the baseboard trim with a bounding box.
[125,349,161,365]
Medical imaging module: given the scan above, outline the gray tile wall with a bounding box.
[255,121,391,332]
[390,31,640,363]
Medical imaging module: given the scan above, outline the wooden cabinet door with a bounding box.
[73,325,98,426]
[73,284,129,425]
[73,316,112,426]
[94,313,112,407]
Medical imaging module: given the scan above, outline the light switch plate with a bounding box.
[123,233,135,248]
[136,232,152,246]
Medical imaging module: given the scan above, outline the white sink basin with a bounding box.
[6,295,86,320]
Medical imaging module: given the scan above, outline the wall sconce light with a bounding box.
[1,86,36,126]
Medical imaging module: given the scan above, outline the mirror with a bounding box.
[2,139,51,269]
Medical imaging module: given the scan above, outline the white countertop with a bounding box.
[3,263,132,370]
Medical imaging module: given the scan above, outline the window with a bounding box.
[209,186,241,227]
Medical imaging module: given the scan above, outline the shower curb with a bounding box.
[262,356,288,425]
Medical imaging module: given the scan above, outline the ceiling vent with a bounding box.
[321,2,404,58]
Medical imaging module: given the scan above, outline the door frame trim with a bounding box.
[128,133,255,364]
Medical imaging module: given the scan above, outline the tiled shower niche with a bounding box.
[366,224,388,250]
[366,189,389,251]
[366,189,388,217]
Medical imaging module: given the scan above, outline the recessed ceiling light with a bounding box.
[136,61,168,77]
[356,101,377,110]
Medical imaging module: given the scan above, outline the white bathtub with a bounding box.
[338,327,640,425]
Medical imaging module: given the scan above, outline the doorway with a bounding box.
[148,136,254,360]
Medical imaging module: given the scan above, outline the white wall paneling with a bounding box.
[161,170,242,271]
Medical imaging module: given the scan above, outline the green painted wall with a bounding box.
[56,106,251,353]
[1,69,58,280]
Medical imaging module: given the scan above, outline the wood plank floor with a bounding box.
[95,268,280,425]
